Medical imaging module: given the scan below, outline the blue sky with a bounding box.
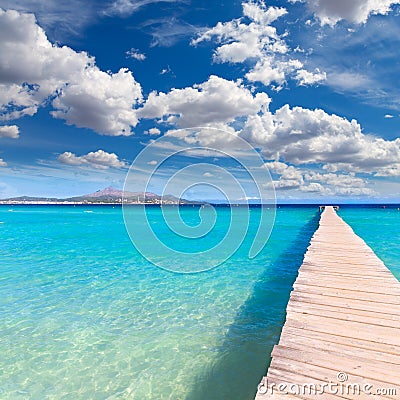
[1,0,400,201]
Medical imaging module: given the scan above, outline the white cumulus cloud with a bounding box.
[192,3,288,63]
[166,99,400,180]
[300,0,400,25]
[51,67,141,136]
[0,158,7,166]
[301,182,326,193]
[192,1,326,88]
[241,104,400,174]
[0,124,19,138]
[295,68,326,86]
[126,48,146,61]
[58,150,127,169]
[264,161,375,195]
[0,8,142,136]
[138,75,270,127]
[144,127,161,135]
[265,161,304,189]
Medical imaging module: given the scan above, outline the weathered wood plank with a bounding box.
[284,314,400,345]
[272,345,400,385]
[289,292,400,317]
[292,283,400,304]
[276,332,400,365]
[280,326,400,356]
[267,359,398,400]
[286,302,400,328]
[287,298,400,321]
[293,278,400,295]
[297,268,398,281]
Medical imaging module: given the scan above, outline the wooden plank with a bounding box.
[302,259,388,270]
[268,358,399,400]
[272,345,400,385]
[287,298,400,322]
[276,332,400,365]
[294,276,400,293]
[292,283,400,304]
[280,326,400,356]
[296,268,398,281]
[286,302,400,328]
[305,251,379,258]
[302,259,389,269]
[294,279,400,295]
[302,260,390,270]
[255,206,400,399]
[284,314,400,345]
[303,260,385,269]
[289,291,400,316]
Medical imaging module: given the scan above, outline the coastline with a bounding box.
[0,201,187,205]
[1,201,399,206]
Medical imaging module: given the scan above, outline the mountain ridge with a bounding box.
[0,186,197,204]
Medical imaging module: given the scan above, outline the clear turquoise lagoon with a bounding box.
[0,205,398,399]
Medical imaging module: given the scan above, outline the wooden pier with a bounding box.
[255,206,400,399]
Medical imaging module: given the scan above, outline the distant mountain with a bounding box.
[0,186,198,204]
[0,195,59,202]
[75,186,157,199]
[67,186,184,203]
[83,186,127,198]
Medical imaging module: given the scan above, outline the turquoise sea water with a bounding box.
[0,205,398,399]
[339,207,400,280]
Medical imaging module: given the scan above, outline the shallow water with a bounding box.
[0,205,397,399]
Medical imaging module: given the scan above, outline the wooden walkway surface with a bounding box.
[255,206,400,399]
